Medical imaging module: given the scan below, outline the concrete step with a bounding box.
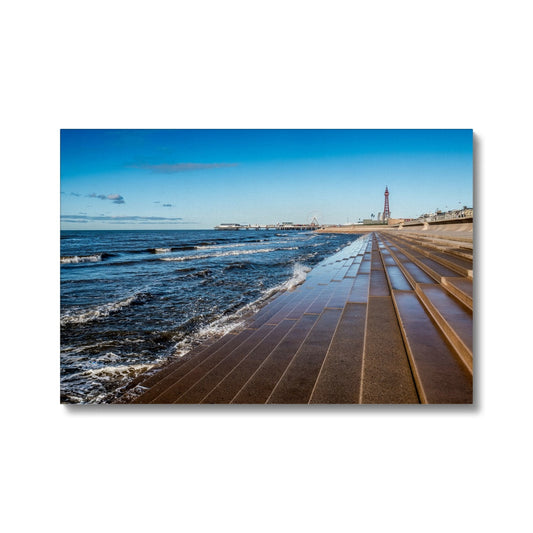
[266,286,323,323]
[415,284,473,372]
[380,241,434,286]
[266,308,343,403]
[306,284,340,314]
[369,268,390,297]
[398,235,473,262]
[391,290,473,403]
[231,314,320,403]
[245,291,295,328]
[177,318,299,404]
[386,238,462,283]
[383,264,413,291]
[391,236,473,278]
[345,256,363,277]
[395,233,473,251]
[201,318,300,403]
[443,247,473,261]
[425,249,473,278]
[380,235,473,311]
[442,277,473,310]
[358,258,372,274]
[377,233,473,373]
[151,323,278,403]
[325,278,357,308]
[347,273,370,303]
[400,228,473,244]
[360,296,419,404]
[309,303,367,403]
[125,328,249,403]
[131,326,259,403]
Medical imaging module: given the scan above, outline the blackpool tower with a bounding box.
[383,186,391,220]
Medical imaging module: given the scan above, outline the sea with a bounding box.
[60,229,360,403]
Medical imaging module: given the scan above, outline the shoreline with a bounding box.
[114,238,360,403]
[116,220,472,404]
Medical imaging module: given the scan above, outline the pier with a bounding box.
[118,222,473,404]
[215,220,322,231]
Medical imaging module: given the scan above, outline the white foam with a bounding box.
[82,363,156,380]
[61,254,102,264]
[196,242,249,250]
[154,248,171,253]
[60,292,148,325]
[171,261,310,358]
[160,247,298,262]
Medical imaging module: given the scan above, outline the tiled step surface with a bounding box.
[385,237,466,283]
[390,235,473,278]
[118,230,473,405]
[231,314,320,403]
[151,323,278,404]
[415,284,473,372]
[376,233,473,374]
[392,290,472,403]
[308,303,367,403]
[266,308,344,403]
[442,277,473,310]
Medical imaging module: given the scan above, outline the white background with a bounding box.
[2,1,531,532]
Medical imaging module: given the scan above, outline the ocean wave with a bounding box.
[82,363,156,379]
[159,247,299,262]
[267,262,310,294]
[61,254,103,264]
[60,291,152,326]
[224,262,254,271]
[196,242,250,250]
[171,262,310,358]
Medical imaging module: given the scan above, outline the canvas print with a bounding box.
[60,129,473,404]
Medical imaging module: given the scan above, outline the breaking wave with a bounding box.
[61,254,103,264]
[160,247,298,262]
[61,292,151,326]
[171,262,310,358]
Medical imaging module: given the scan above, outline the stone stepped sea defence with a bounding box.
[116,223,473,405]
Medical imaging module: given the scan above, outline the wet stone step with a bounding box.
[309,303,367,403]
[201,318,299,403]
[392,290,473,404]
[392,237,472,278]
[442,277,473,310]
[358,260,371,274]
[149,325,271,403]
[428,250,473,277]
[130,327,258,404]
[267,288,321,323]
[173,324,281,403]
[369,269,390,297]
[384,265,413,291]
[246,291,296,329]
[389,241,460,281]
[415,283,473,372]
[345,260,362,278]
[232,314,319,403]
[306,285,340,314]
[174,320,302,403]
[360,296,419,404]
[347,273,370,304]
[326,278,356,308]
[267,308,343,404]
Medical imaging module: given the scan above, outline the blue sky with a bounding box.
[60,129,473,230]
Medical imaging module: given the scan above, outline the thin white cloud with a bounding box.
[87,193,125,204]
[132,162,238,173]
[61,214,186,225]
